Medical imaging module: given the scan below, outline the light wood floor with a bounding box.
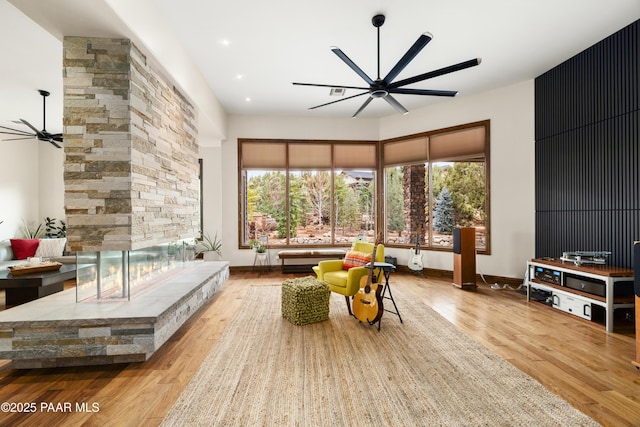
[0,271,638,426]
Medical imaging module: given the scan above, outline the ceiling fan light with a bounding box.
[370,89,388,98]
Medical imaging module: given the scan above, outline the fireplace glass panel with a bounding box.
[76,242,195,302]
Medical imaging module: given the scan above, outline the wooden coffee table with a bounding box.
[0,264,77,306]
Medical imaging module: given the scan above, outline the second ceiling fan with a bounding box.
[0,90,63,148]
[293,14,481,117]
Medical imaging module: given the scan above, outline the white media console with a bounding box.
[525,258,635,332]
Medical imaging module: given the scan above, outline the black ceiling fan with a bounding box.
[0,89,63,148]
[293,14,481,117]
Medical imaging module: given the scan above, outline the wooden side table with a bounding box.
[0,264,77,306]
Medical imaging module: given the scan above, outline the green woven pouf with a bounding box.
[281,276,330,326]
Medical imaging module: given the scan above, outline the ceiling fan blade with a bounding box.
[293,82,370,91]
[0,125,34,136]
[1,137,37,141]
[352,97,373,118]
[383,33,432,84]
[47,139,62,149]
[389,88,458,97]
[383,95,409,115]
[389,58,482,89]
[18,120,62,148]
[309,92,369,110]
[331,47,374,85]
[2,90,63,147]
[19,119,44,137]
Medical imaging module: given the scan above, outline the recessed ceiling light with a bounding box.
[235,74,244,80]
[219,39,230,46]
[245,97,251,102]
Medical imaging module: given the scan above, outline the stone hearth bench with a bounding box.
[0,261,229,369]
[277,249,346,274]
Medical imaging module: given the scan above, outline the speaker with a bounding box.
[453,228,461,254]
[634,241,640,297]
[453,227,476,289]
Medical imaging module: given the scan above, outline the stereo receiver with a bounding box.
[533,266,561,285]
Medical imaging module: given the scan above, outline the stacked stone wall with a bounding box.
[63,37,199,251]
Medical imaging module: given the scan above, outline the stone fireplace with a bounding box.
[0,37,227,369]
[63,37,200,299]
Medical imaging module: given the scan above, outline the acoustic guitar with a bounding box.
[352,233,384,325]
[408,225,424,271]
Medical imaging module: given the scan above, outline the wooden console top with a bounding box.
[531,258,634,277]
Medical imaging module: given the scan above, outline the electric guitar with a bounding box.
[408,225,424,271]
[352,233,384,325]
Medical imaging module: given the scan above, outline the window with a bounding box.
[238,121,489,252]
[383,121,490,253]
[239,140,378,247]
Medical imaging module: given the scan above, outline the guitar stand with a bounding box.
[372,262,403,331]
[409,269,425,278]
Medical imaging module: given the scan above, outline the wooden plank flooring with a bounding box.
[0,271,638,426]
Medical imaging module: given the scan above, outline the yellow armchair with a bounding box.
[312,242,384,315]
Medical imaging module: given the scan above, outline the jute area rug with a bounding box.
[161,284,598,427]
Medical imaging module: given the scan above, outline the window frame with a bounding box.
[238,138,379,249]
[381,120,491,255]
[237,120,490,254]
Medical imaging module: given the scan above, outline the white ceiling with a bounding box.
[1,0,639,137]
[150,0,640,118]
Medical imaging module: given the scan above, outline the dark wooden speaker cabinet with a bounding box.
[453,227,476,290]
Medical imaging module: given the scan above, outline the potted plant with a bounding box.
[249,239,260,251]
[196,232,222,261]
[44,217,66,238]
[167,242,179,264]
[20,219,45,239]
[181,239,197,262]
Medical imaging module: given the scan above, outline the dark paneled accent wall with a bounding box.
[535,20,639,268]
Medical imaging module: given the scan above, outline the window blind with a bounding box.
[429,126,486,162]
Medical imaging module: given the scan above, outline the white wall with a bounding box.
[199,143,223,244]
[379,80,536,279]
[38,145,65,222]
[208,84,535,279]
[0,141,65,241]
[0,141,41,240]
